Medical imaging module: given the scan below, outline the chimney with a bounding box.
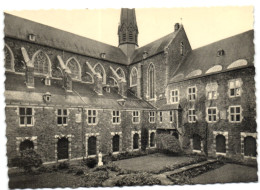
[174,23,180,32]
[94,73,103,95]
[21,47,34,88]
[118,78,127,98]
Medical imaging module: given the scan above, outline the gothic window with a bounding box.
[32,51,50,75]
[150,132,155,147]
[116,67,125,80]
[133,133,139,150]
[66,57,81,80]
[82,72,94,83]
[4,44,14,71]
[244,136,256,157]
[94,63,106,84]
[193,134,201,151]
[148,64,155,99]
[88,136,97,156]
[130,67,138,87]
[112,135,120,152]
[57,137,69,160]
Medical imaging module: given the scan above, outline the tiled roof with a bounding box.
[130,27,181,63]
[170,30,254,82]
[4,13,128,65]
[5,72,154,109]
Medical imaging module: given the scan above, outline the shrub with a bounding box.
[14,149,42,172]
[115,172,161,186]
[58,161,70,170]
[83,157,97,168]
[83,171,109,187]
[75,169,84,175]
[94,162,120,172]
[156,133,182,154]
[102,154,112,165]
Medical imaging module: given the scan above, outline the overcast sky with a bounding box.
[6,7,253,49]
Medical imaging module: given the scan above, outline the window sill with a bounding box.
[112,151,120,155]
[58,159,69,162]
[244,156,256,160]
[88,155,97,158]
[216,152,226,156]
[132,148,140,151]
[19,125,34,127]
[193,149,202,153]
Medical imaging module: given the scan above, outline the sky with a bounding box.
[6,7,253,49]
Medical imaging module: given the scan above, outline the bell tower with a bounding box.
[118,8,139,57]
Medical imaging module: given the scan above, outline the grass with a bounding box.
[114,153,199,172]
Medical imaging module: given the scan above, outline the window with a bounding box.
[188,87,196,101]
[130,67,138,87]
[159,111,163,123]
[148,64,155,99]
[206,82,218,100]
[208,91,217,100]
[229,106,242,122]
[87,110,97,124]
[170,111,174,123]
[207,108,217,123]
[57,109,68,125]
[149,111,155,123]
[33,51,49,75]
[132,111,140,124]
[171,90,179,103]
[188,109,196,123]
[19,107,33,126]
[180,42,184,56]
[66,57,81,80]
[112,110,120,124]
[229,79,242,97]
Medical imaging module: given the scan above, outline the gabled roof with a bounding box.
[170,30,254,82]
[4,13,128,65]
[5,72,154,109]
[130,28,181,63]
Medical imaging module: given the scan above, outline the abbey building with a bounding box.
[4,8,256,164]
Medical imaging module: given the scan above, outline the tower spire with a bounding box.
[118,8,139,57]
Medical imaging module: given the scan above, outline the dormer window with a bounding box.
[117,99,126,106]
[28,34,36,42]
[217,49,225,56]
[100,53,106,59]
[143,51,148,59]
[43,92,51,103]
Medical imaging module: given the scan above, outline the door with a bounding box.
[57,137,69,160]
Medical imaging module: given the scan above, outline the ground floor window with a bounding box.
[216,135,226,153]
[150,132,155,147]
[193,134,201,151]
[133,133,139,149]
[57,137,69,160]
[112,135,120,152]
[244,136,256,157]
[88,136,97,156]
[20,140,34,151]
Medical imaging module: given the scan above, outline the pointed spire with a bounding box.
[118,8,139,47]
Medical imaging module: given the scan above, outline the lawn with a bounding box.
[191,163,258,184]
[114,153,197,172]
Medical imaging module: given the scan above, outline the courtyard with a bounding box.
[8,153,258,188]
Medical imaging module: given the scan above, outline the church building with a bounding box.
[4,8,256,164]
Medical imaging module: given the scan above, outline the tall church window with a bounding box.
[32,50,50,75]
[130,67,138,87]
[94,63,106,84]
[66,57,81,80]
[148,64,155,99]
[4,44,14,71]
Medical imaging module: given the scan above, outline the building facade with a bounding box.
[4,8,256,165]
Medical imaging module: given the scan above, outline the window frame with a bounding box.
[207,107,218,123]
[187,86,196,101]
[112,110,121,124]
[159,111,163,123]
[87,109,98,125]
[188,109,196,123]
[170,89,179,104]
[57,108,68,126]
[149,111,155,123]
[229,79,242,98]
[130,67,138,87]
[169,111,174,123]
[19,107,34,127]
[132,111,140,124]
[229,105,242,123]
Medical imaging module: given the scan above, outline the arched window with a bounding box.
[20,140,34,151]
[116,67,126,80]
[82,72,94,83]
[244,136,256,157]
[32,50,51,75]
[150,132,155,147]
[148,64,155,99]
[216,135,226,153]
[4,44,14,71]
[133,133,139,150]
[88,136,97,156]
[108,77,118,87]
[66,57,81,80]
[193,134,201,151]
[57,137,69,160]
[112,135,120,152]
[94,63,106,84]
[130,67,138,87]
